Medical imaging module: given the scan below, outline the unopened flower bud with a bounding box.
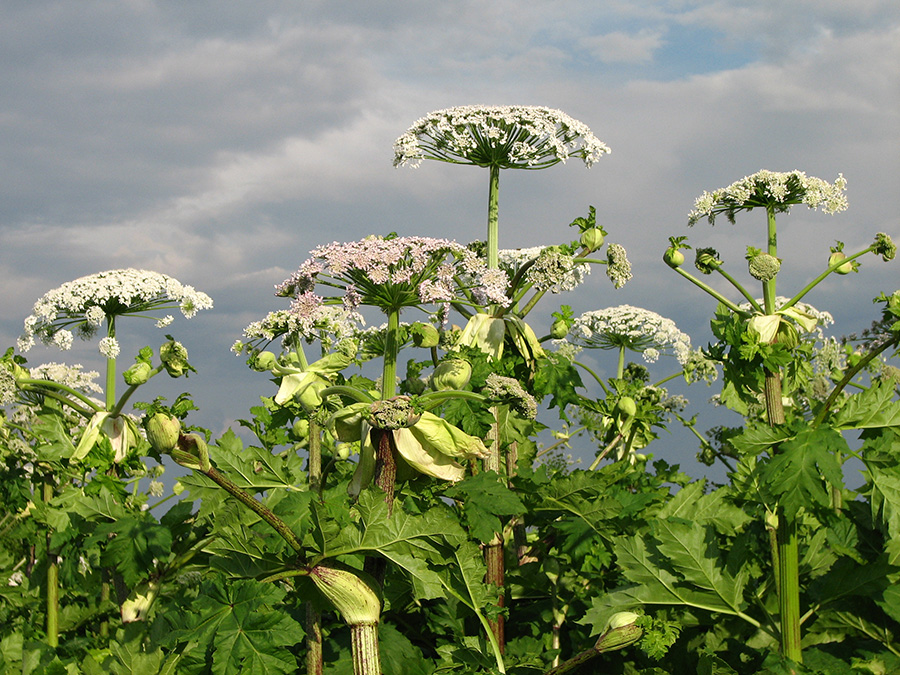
[550,318,569,340]
[827,251,856,275]
[580,228,605,252]
[123,362,153,386]
[616,396,637,419]
[160,339,190,378]
[695,248,722,275]
[410,322,440,348]
[290,418,309,441]
[251,350,278,372]
[430,359,472,391]
[146,413,181,454]
[594,611,642,653]
[663,247,685,268]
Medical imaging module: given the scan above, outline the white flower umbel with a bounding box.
[499,246,591,294]
[563,305,692,366]
[689,170,847,226]
[29,363,103,395]
[395,105,610,275]
[19,269,213,354]
[394,105,610,170]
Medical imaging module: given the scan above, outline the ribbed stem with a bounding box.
[764,369,786,426]
[306,604,324,675]
[777,509,801,662]
[306,420,324,675]
[487,165,500,269]
[381,309,400,400]
[43,477,59,648]
[351,623,382,675]
[484,408,505,652]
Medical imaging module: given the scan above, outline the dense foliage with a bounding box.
[1,107,898,674]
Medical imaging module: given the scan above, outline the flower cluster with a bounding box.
[561,305,692,364]
[232,306,362,357]
[483,373,538,419]
[276,235,507,319]
[689,170,848,226]
[393,105,610,170]
[29,363,103,394]
[18,269,213,354]
[606,243,632,289]
[499,246,590,294]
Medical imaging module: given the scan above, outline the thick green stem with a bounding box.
[616,346,626,380]
[381,309,400,400]
[487,165,500,269]
[764,369,786,426]
[764,366,801,662]
[42,477,59,648]
[763,207,778,314]
[351,623,382,675]
[777,510,802,662]
[484,408,505,653]
[105,318,117,411]
[306,420,324,674]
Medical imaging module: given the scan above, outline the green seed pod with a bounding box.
[308,564,382,626]
[159,340,190,378]
[550,318,569,340]
[146,413,181,454]
[336,444,352,460]
[123,362,153,386]
[748,253,781,281]
[430,359,472,391]
[410,322,440,348]
[663,247,685,269]
[580,228,605,252]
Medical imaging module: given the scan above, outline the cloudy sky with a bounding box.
[2,1,898,478]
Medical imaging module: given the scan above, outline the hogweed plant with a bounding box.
[640,170,898,666]
[547,305,717,472]
[3,268,211,652]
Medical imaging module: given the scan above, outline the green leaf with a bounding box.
[651,519,747,612]
[95,515,173,587]
[657,480,751,535]
[533,353,583,410]
[444,471,525,543]
[755,427,846,519]
[166,579,304,675]
[210,430,305,493]
[833,382,900,429]
[729,424,793,456]
[808,555,895,611]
